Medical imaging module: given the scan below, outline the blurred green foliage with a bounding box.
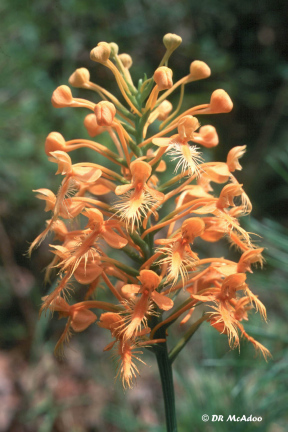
[1,0,288,431]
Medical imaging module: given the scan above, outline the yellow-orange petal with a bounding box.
[71,308,97,332]
[152,137,171,147]
[138,270,160,291]
[102,228,128,249]
[151,291,173,311]
[121,284,140,295]
[49,150,72,176]
[72,166,102,183]
[226,145,247,172]
[115,184,133,196]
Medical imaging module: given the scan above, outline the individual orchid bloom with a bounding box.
[152,115,203,176]
[208,306,271,361]
[192,273,266,344]
[114,160,164,228]
[98,312,149,389]
[43,296,97,356]
[58,208,127,274]
[156,218,205,285]
[49,150,102,184]
[33,189,86,219]
[121,270,173,339]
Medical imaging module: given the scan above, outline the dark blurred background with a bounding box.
[1,0,288,431]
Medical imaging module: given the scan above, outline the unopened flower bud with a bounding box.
[199,125,219,147]
[178,115,200,141]
[68,68,90,88]
[163,33,182,51]
[189,60,211,80]
[210,89,233,113]
[90,42,111,63]
[157,100,173,121]
[45,132,66,156]
[51,85,73,108]
[84,113,105,137]
[94,101,116,126]
[118,53,133,69]
[109,42,119,57]
[153,66,173,91]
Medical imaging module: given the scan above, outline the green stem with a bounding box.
[155,341,178,432]
[151,314,177,432]
[169,314,208,364]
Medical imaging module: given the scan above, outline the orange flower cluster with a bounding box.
[31,34,270,388]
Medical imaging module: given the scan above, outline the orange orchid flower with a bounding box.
[121,270,173,339]
[114,160,164,228]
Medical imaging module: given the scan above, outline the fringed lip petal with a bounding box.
[144,185,165,201]
[151,291,173,310]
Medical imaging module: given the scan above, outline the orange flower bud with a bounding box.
[157,100,173,121]
[68,68,90,88]
[153,66,173,91]
[94,101,116,126]
[209,89,233,113]
[51,85,73,108]
[178,115,200,141]
[83,114,105,137]
[163,33,182,51]
[118,53,133,69]
[198,125,219,147]
[90,42,111,63]
[45,132,66,156]
[189,60,211,80]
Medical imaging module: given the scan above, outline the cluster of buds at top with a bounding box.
[31,34,270,388]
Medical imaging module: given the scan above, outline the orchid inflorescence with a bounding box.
[31,33,270,389]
